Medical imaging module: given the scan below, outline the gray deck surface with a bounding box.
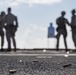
[0,50,76,75]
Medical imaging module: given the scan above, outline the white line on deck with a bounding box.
[0,53,76,56]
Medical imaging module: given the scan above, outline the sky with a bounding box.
[0,0,76,49]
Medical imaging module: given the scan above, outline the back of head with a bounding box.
[61,11,66,16]
[8,7,11,13]
[71,9,76,14]
[1,11,5,16]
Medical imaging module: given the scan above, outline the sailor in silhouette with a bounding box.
[3,7,18,51]
[56,11,70,52]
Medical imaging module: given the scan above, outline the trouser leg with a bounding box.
[72,32,76,48]
[1,35,4,49]
[56,33,60,50]
[12,36,16,50]
[6,30,11,50]
[63,36,67,51]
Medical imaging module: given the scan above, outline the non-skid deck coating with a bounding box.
[0,50,76,75]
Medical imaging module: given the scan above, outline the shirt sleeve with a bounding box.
[15,16,18,27]
[65,19,70,26]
